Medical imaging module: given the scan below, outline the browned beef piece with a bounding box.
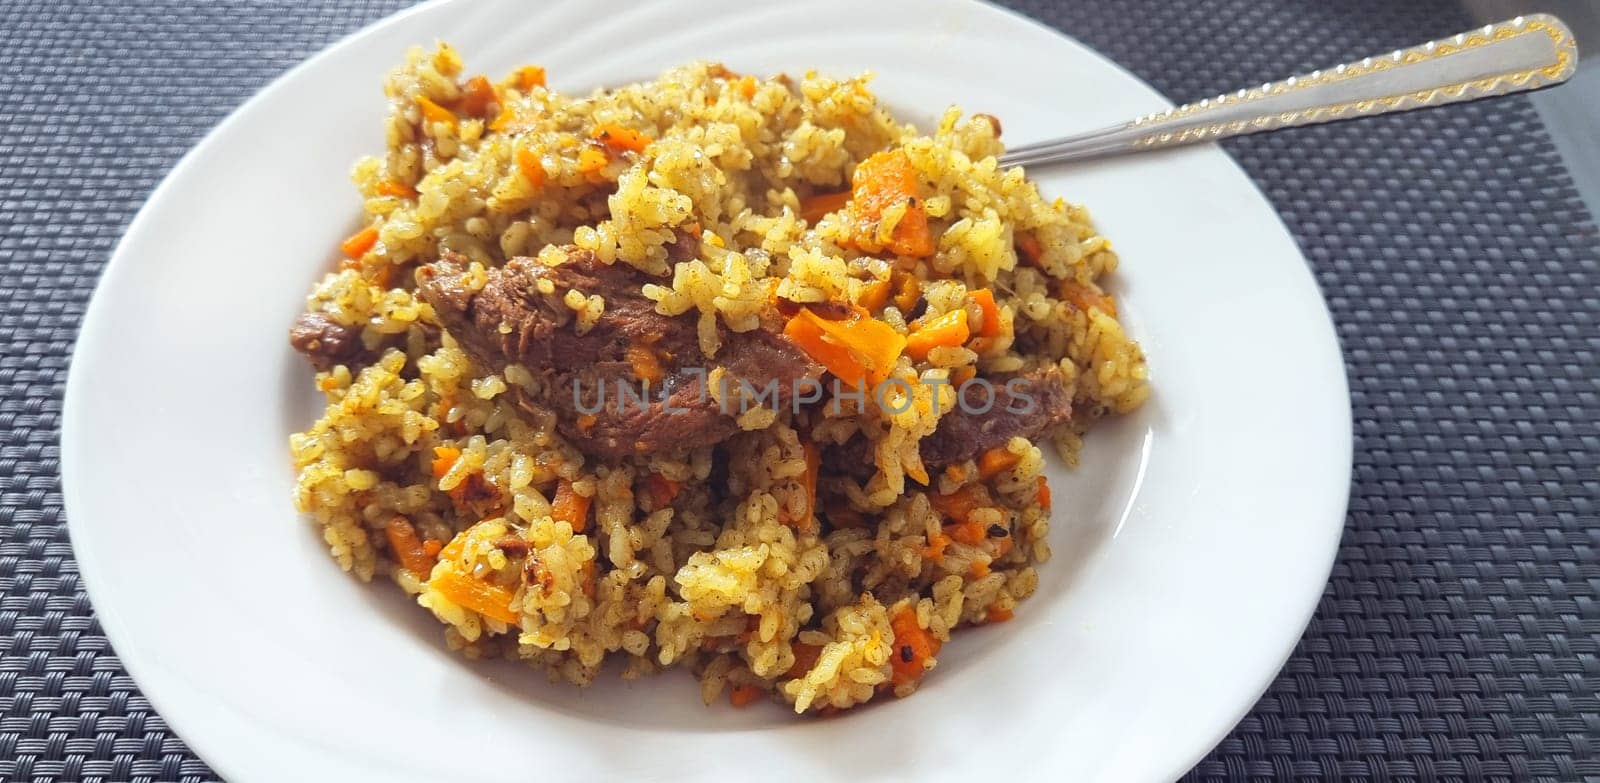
[917,368,1072,467]
[289,312,368,371]
[417,247,820,458]
[824,368,1073,471]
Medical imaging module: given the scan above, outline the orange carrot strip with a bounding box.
[514,65,546,92]
[968,288,1003,338]
[729,684,762,707]
[375,180,417,199]
[783,306,906,388]
[552,478,591,533]
[857,278,893,312]
[459,75,497,117]
[737,74,757,100]
[340,225,379,259]
[592,123,652,153]
[421,539,443,558]
[985,607,1014,623]
[385,518,434,579]
[416,95,456,125]
[929,484,984,524]
[799,190,850,223]
[515,146,546,189]
[643,473,681,508]
[847,149,934,258]
[888,606,941,686]
[904,308,970,361]
[1017,232,1043,265]
[429,570,518,624]
[977,447,1021,479]
[431,446,462,479]
[1036,476,1052,511]
[945,519,987,546]
[1060,280,1117,317]
[891,271,921,313]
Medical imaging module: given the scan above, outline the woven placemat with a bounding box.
[1,1,1595,781]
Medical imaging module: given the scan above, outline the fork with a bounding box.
[1000,14,1578,167]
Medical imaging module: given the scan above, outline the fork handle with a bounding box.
[1000,14,1579,167]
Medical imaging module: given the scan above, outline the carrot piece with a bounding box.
[625,343,664,384]
[977,446,1021,479]
[737,74,757,99]
[1036,476,1052,511]
[782,305,906,388]
[375,180,417,199]
[642,473,681,508]
[891,271,921,313]
[459,75,497,117]
[514,65,546,92]
[340,225,379,259]
[551,478,591,533]
[421,539,443,558]
[799,190,850,223]
[905,459,929,487]
[580,559,597,599]
[985,607,1014,623]
[729,684,763,707]
[968,288,1003,338]
[592,123,652,153]
[929,484,983,524]
[489,105,531,134]
[950,364,977,387]
[576,146,609,175]
[511,146,547,190]
[921,531,950,561]
[904,308,970,361]
[1060,280,1117,317]
[846,149,935,257]
[416,95,456,125]
[969,560,991,578]
[857,278,893,312]
[1016,232,1043,265]
[945,519,987,545]
[385,518,434,579]
[428,570,519,624]
[888,606,941,686]
[431,446,462,479]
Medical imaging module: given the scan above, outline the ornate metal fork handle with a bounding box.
[1000,14,1579,167]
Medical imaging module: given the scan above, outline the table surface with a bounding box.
[2,1,1596,781]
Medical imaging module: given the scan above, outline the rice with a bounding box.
[289,44,1148,713]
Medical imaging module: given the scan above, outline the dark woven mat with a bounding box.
[1,1,1595,780]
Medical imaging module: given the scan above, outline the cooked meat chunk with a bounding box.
[918,368,1072,467]
[289,311,368,371]
[824,368,1072,472]
[417,247,820,458]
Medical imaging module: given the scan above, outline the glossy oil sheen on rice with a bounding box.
[289,43,1148,713]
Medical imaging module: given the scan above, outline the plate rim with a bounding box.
[60,0,1353,780]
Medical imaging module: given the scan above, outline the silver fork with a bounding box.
[1000,14,1579,168]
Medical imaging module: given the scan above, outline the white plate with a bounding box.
[62,0,1351,780]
